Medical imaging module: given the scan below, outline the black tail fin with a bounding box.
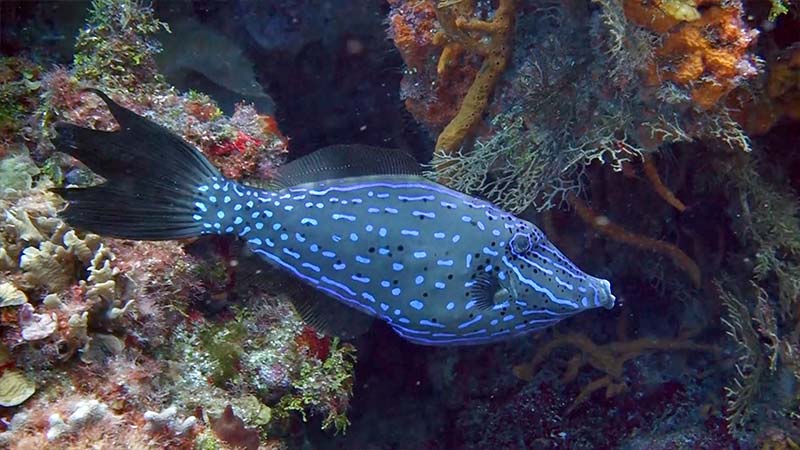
[52,89,222,240]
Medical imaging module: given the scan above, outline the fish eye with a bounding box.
[510,232,532,255]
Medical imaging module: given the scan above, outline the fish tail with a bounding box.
[52,89,225,240]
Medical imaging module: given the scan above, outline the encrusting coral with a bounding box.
[623,0,759,110]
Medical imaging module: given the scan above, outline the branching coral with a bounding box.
[513,332,715,412]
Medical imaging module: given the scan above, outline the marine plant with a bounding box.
[273,336,356,434]
[72,0,169,91]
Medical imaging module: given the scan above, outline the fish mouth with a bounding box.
[597,279,616,310]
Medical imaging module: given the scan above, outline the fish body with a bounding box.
[54,91,615,346]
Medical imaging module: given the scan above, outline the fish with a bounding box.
[52,90,616,346]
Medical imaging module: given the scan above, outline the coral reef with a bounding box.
[0,1,354,448]
[425,2,745,212]
[384,0,800,448]
[2,0,287,182]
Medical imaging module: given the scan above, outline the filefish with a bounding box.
[53,90,616,346]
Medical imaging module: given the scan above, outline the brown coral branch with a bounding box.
[568,193,701,287]
[434,0,516,154]
[642,156,687,212]
[512,333,716,412]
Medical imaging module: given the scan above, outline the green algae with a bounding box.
[0,57,43,139]
[768,1,790,21]
[274,337,356,434]
[73,0,169,91]
[194,429,222,450]
[198,313,249,387]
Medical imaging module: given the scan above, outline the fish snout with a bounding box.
[595,278,616,310]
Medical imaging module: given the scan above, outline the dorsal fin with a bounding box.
[272,144,422,188]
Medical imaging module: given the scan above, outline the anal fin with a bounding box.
[288,285,375,339]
